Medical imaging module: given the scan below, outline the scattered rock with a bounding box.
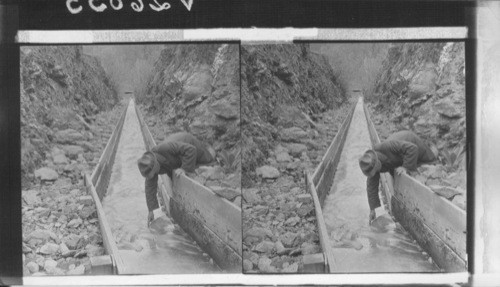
[53,153,69,165]
[244,227,274,241]
[256,165,280,179]
[67,218,83,228]
[22,190,40,205]
[22,243,33,253]
[79,206,95,219]
[276,152,292,163]
[54,129,85,144]
[286,143,308,157]
[44,259,58,273]
[301,242,320,255]
[243,188,262,204]
[285,216,300,226]
[66,264,85,275]
[275,240,287,255]
[210,102,239,120]
[64,234,81,250]
[297,194,312,203]
[281,127,308,142]
[280,232,298,248]
[243,259,254,271]
[34,167,59,181]
[85,244,104,257]
[27,261,39,273]
[27,230,51,242]
[255,240,275,253]
[286,161,301,170]
[62,145,84,160]
[78,195,94,206]
[39,242,60,255]
[435,99,462,118]
[257,257,276,273]
[61,250,77,258]
[282,262,298,273]
[59,243,70,254]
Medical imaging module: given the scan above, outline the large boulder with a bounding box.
[210,102,239,120]
[286,143,308,157]
[54,129,85,144]
[39,243,60,255]
[62,145,84,160]
[243,188,262,204]
[256,165,280,179]
[280,127,308,142]
[34,167,58,181]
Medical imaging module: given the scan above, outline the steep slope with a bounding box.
[137,44,241,204]
[21,46,123,276]
[369,42,466,206]
[21,46,119,185]
[241,44,349,273]
[137,44,240,152]
[241,44,347,181]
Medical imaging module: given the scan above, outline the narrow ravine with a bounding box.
[322,97,439,273]
[102,99,219,274]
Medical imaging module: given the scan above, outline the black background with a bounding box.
[19,0,470,30]
[2,0,475,285]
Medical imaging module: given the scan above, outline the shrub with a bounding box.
[441,145,465,172]
[218,147,241,174]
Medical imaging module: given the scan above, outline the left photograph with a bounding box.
[20,44,242,275]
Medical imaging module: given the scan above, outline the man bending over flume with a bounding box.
[137,132,216,226]
[358,130,437,224]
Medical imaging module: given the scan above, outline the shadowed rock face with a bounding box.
[241,44,347,182]
[368,42,466,152]
[20,46,118,186]
[367,42,467,205]
[137,44,240,153]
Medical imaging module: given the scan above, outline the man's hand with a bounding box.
[369,209,376,225]
[395,166,407,176]
[147,211,154,227]
[174,168,186,177]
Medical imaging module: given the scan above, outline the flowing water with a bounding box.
[322,97,440,273]
[102,99,219,274]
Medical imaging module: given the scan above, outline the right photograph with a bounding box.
[241,42,467,273]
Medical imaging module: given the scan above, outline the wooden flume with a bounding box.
[84,98,242,274]
[305,97,467,272]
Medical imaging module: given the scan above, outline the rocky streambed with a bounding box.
[22,100,127,276]
[242,104,353,273]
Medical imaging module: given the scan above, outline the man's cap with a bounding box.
[359,150,381,177]
[137,151,160,180]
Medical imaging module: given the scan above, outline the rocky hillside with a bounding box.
[369,42,465,149]
[137,44,240,152]
[368,42,466,206]
[21,46,118,186]
[241,44,350,273]
[20,46,125,276]
[241,44,347,183]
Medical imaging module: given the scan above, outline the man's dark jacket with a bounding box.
[366,130,435,210]
[145,132,214,211]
